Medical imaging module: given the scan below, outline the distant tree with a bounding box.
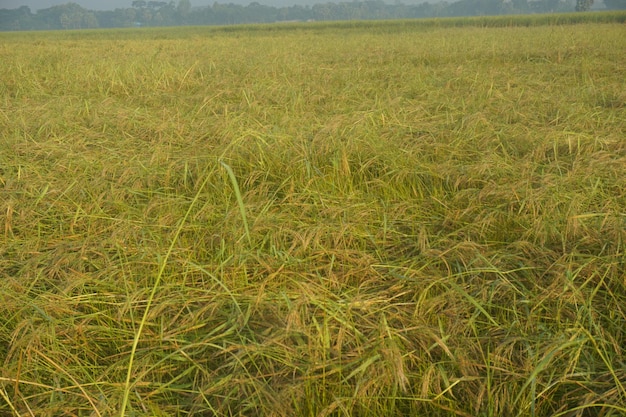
[211,3,239,25]
[0,6,35,30]
[311,3,333,20]
[281,4,311,21]
[603,0,626,8]
[124,7,137,25]
[244,2,277,23]
[177,0,192,17]
[153,11,164,24]
[140,7,153,24]
[7,0,623,31]
[60,13,70,29]
[34,3,96,29]
[156,2,178,25]
[511,0,529,13]
[528,0,569,13]
[575,0,594,10]
[83,12,98,28]
[147,1,168,9]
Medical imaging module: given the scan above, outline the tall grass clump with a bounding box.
[1,18,625,416]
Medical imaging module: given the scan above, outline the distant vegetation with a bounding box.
[1,14,625,417]
[1,0,626,30]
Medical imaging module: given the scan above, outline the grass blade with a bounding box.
[220,160,252,247]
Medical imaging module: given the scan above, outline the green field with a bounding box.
[1,15,625,417]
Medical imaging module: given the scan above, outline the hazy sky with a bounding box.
[0,0,275,10]
[3,1,122,10]
[2,0,373,10]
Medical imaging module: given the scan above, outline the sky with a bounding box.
[0,0,328,10]
[2,0,127,10]
[0,0,286,10]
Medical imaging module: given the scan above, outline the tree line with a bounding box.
[1,0,623,31]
